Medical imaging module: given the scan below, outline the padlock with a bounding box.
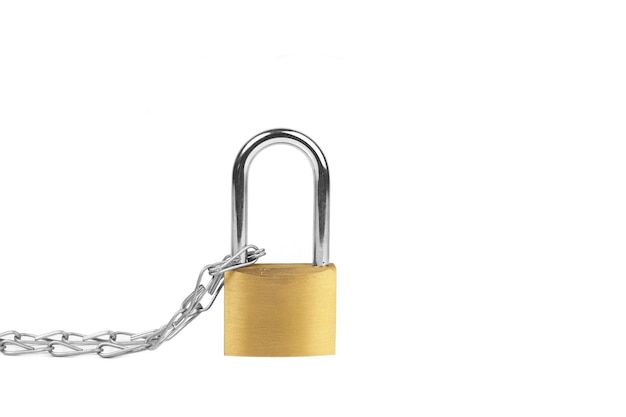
[224,129,336,356]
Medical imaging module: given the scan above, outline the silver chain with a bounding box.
[0,245,265,358]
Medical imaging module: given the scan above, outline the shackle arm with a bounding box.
[231,129,330,266]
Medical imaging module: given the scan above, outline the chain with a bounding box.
[0,245,265,358]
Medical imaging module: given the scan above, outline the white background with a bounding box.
[1,1,625,415]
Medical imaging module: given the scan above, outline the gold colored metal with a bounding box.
[224,263,336,357]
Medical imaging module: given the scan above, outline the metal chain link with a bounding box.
[0,245,265,358]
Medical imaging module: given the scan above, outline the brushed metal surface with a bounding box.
[225,264,336,357]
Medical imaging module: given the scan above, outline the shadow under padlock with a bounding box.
[224,129,336,357]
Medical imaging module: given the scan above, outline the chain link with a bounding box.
[0,245,265,358]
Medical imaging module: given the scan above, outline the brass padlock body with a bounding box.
[225,263,336,356]
[226,129,335,357]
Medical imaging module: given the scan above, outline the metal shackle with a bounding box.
[231,129,330,266]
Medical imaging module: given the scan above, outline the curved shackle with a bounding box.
[232,129,330,266]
